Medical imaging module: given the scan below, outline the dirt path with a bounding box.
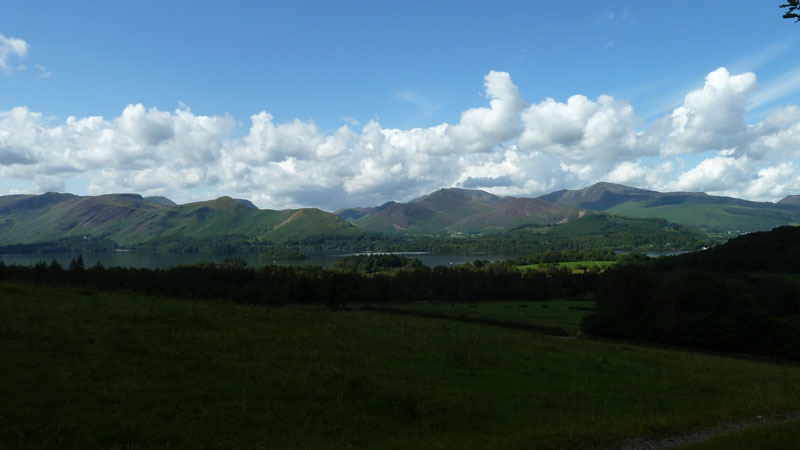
[598,410,800,449]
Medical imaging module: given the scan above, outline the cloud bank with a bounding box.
[2,68,800,210]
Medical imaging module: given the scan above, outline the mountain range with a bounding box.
[335,188,583,235]
[0,182,798,249]
[538,182,800,234]
[0,193,357,247]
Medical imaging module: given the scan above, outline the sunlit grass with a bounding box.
[518,260,616,272]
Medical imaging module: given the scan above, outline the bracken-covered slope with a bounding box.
[337,188,583,235]
[0,193,359,246]
[539,182,800,234]
[778,195,800,206]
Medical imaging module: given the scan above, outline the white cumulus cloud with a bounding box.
[3,68,800,208]
[664,67,758,155]
[0,33,28,72]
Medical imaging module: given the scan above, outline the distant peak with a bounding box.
[233,198,258,209]
[144,196,177,207]
[412,187,499,204]
[585,181,652,193]
[778,194,800,205]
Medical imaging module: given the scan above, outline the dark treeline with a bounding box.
[329,254,424,273]
[0,255,598,307]
[582,226,800,360]
[654,226,800,273]
[0,236,118,254]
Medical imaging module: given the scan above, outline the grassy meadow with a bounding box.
[518,260,617,273]
[3,282,800,449]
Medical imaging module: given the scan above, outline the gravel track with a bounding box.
[597,410,800,449]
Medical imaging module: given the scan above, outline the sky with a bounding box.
[3,1,800,211]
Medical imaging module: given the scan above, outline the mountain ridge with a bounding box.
[0,193,358,247]
[3,182,799,248]
[538,182,800,234]
[337,187,583,235]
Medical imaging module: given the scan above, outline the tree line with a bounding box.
[582,226,800,360]
[0,255,599,308]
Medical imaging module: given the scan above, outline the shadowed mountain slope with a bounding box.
[778,195,800,206]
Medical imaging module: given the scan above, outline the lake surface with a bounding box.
[0,251,519,269]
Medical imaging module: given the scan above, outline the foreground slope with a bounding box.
[4,283,800,449]
[338,188,582,235]
[539,182,800,234]
[0,192,359,246]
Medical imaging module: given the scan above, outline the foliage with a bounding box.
[582,226,800,360]
[508,248,617,265]
[782,0,800,22]
[655,226,800,273]
[0,255,597,306]
[0,236,118,254]
[329,254,424,273]
[583,267,800,359]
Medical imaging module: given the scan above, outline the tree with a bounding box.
[781,1,800,22]
[69,254,85,272]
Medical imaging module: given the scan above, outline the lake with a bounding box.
[0,251,520,269]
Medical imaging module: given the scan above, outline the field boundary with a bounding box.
[359,305,570,336]
[597,410,800,450]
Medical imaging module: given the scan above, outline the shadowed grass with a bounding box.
[2,282,800,449]
[367,300,593,336]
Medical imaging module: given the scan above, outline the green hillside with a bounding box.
[0,193,359,247]
[606,201,800,235]
[540,182,800,234]
[508,212,710,250]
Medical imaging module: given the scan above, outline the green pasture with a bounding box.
[518,260,616,272]
[3,283,800,449]
[606,201,800,235]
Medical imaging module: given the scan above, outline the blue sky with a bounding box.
[2,1,800,210]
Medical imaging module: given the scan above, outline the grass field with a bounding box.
[3,282,800,449]
[606,201,800,234]
[366,300,594,336]
[518,260,616,272]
